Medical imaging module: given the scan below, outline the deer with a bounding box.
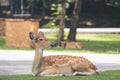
[29,31,99,76]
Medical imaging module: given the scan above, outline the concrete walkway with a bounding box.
[0,50,120,75]
[39,28,120,33]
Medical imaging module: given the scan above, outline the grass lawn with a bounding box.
[46,33,120,54]
[0,36,6,49]
[0,70,120,80]
[0,33,120,54]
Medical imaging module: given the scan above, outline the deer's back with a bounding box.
[42,55,97,71]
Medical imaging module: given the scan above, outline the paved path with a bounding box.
[0,50,120,75]
[39,28,120,33]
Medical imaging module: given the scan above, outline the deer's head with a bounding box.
[29,32,52,49]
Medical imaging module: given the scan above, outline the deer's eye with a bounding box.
[39,39,43,41]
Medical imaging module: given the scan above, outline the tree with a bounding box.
[57,0,66,46]
[68,0,82,41]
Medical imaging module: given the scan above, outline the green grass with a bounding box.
[0,33,120,54]
[76,33,120,54]
[0,70,120,80]
[45,33,120,54]
[0,36,6,49]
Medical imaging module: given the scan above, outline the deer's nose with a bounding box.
[50,44,54,48]
[49,43,56,48]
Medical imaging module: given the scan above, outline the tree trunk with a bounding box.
[68,0,82,41]
[57,0,66,46]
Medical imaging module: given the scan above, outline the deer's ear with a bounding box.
[29,32,37,41]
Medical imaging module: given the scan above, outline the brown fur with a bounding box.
[61,41,83,49]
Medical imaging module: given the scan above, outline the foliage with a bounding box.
[0,70,120,80]
[42,20,57,28]
[107,0,120,7]
[40,0,73,28]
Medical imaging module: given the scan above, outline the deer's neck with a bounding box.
[32,48,44,75]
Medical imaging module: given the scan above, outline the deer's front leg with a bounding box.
[39,68,64,76]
